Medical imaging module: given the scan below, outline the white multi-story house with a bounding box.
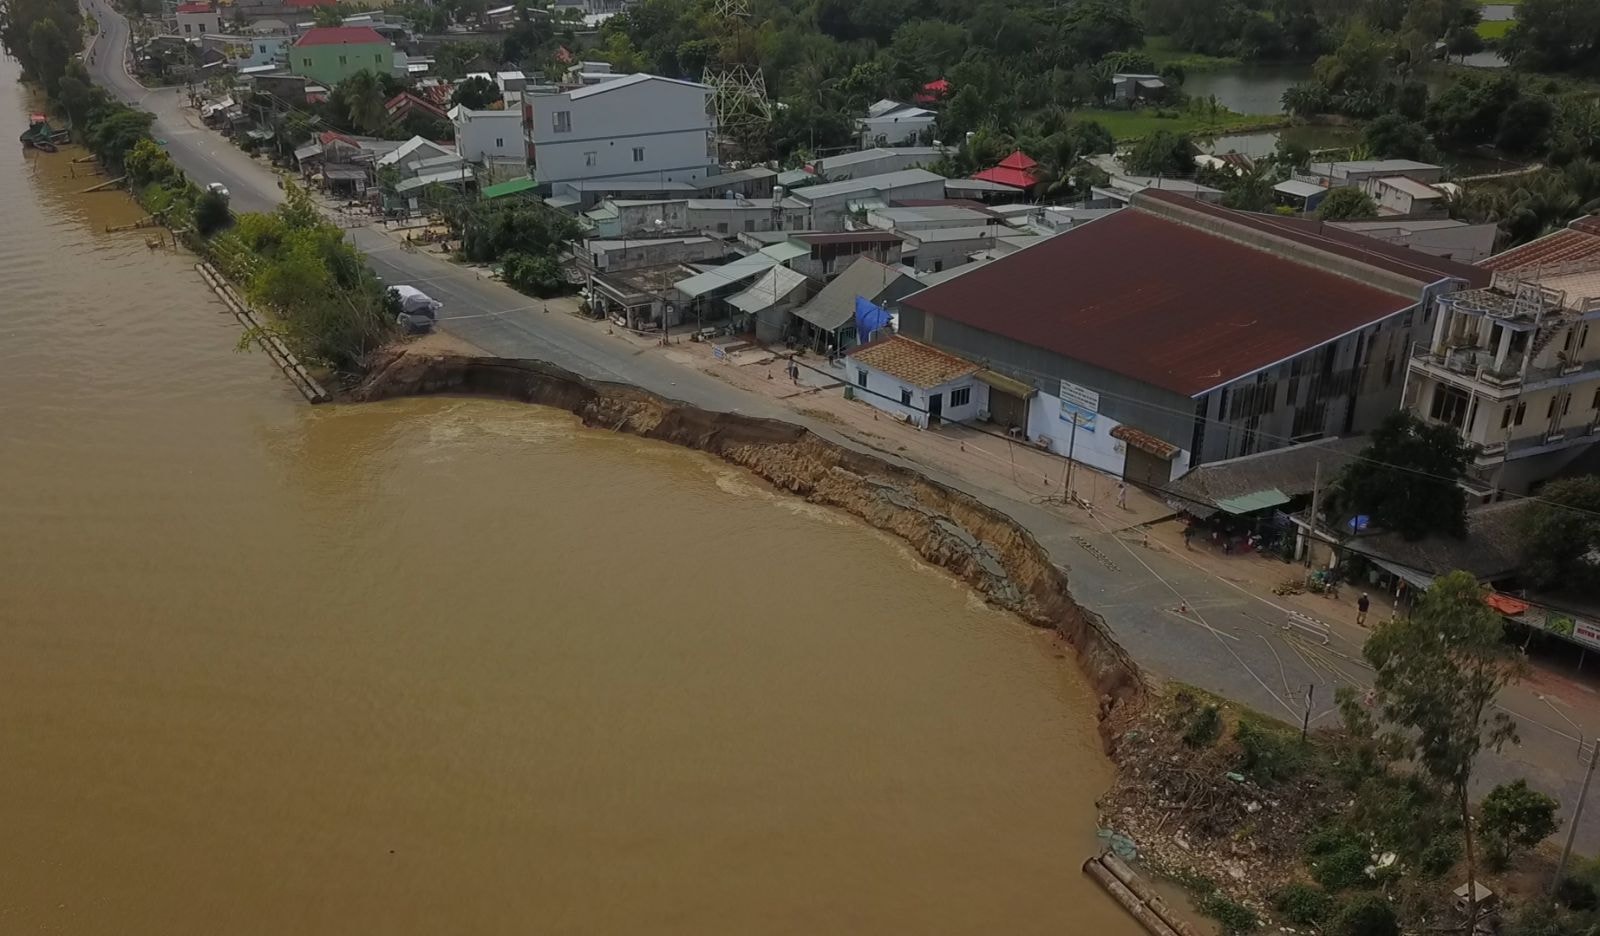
[525,74,716,190]
[1405,217,1600,495]
[174,1,223,35]
[857,99,936,147]
[449,104,524,166]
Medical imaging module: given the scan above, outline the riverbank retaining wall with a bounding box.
[352,351,1148,731]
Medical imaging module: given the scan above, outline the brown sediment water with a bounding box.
[0,61,1141,934]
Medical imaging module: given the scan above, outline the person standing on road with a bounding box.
[1116,481,1128,510]
[1356,592,1370,628]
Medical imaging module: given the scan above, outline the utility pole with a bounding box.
[1063,412,1080,505]
[1554,738,1598,895]
[1305,460,1321,567]
[1301,684,1314,743]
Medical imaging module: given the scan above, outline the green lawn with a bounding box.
[1065,107,1280,142]
[1476,19,1514,39]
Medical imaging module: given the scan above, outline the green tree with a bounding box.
[1502,0,1600,73]
[332,70,391,136]
[451,74,501,110]
[1125,130,1193,177]
[1335,411,1467,538]
[1444,25,1484,62]
[1221,164,1276,212]
[1316,186,1379,221]
[1363,114,1432,161]
[1520,475,1600,592]
[1497,96,1556,155]
[1362,571,1524,930]
[28,18,70,97]
[194,189,233,236]
[1479,780,1558,870]
[1056,0,1144,63]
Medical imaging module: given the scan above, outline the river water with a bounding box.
[0,64,1140,933]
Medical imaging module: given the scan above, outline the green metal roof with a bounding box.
[1213,488,1290,515]
[481,177,538,200]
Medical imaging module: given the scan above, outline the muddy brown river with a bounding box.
[0,63,1137,933]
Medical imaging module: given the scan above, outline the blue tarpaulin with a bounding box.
[854,296,891,343]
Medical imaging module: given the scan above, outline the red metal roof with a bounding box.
[1481,223,1600,273]
[793,231,903,245]
[1139,190,1490,288]
[971,150,1039,190]
[175,2,212,13]
[283,0,335,7]
[901,205,1416,397]
[293,25,386,47]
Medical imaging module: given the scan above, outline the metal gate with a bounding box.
[1123,445,1170,489]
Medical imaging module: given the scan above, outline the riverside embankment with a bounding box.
[353,350,1147,717]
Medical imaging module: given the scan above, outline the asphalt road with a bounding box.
[78,2,1600,853]
[80,2,776,413]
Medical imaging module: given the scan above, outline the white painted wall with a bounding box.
[176,7,223,35]
[528,76,715,186]
[1021,390,1189,483]
[845,360,988,429]
[452,107,524,165]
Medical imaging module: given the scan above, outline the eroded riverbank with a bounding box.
[353,350,1149,723]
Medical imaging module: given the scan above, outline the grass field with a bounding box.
[1065,107,1281,142]
[1476,20,1514,39]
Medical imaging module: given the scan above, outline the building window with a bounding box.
[197,23,205,32]
[857,369,867,388]
[495,138,504,148]
[1515,401,1526,426]
[552,110,571,132]
[583,151,596,166]
[1564,394,1573,416]
[1593,387,1600,410]
[745,219,756,232]
[339,55,347,65]
[1549,396,1558,419]
[260,44,267,53]
[183,23,191,32]
[950,386,971,407]
[1429,384,1470,428]
[303,57,311,68]
[900,388,913,406]
[1502,406,1513,429]
[633,146,645,162]
[716,222,728,233]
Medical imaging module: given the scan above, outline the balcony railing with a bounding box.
[1414,346,1522,388]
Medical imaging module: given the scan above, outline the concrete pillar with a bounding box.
[1431,303,1451,353]
[1495,324,1513,371]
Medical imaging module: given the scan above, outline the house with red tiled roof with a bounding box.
[971,151,1040,192]
[1405,214,1600,494]
[894,189,1486,486]
[289,26,391,87]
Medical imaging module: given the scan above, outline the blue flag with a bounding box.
[854,296,892,343]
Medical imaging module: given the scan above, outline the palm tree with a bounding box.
[338,70,389,137]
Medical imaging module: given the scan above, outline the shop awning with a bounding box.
[975,369,1035,399]
[1213,488,1290,515]
[1368,557,1435,590]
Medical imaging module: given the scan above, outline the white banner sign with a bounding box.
[1059,380,1099,432]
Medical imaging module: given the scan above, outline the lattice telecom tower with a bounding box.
[703,64,773,135]
[702,0,771,137]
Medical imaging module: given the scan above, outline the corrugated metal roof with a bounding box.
[673,253,776,298]
[794,258,915,331]
[902,204,1418,397]
[481,177,538,199]
[789,169,945,202]
[727,266,809,314]
[1482,223,1600,272]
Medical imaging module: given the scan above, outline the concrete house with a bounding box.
[1406,216,1600,494]
[289,26,392,87]
[1361,175,1448,218]
[526,74,715,188]
[895,189,1488,487]
[175,1,223,35]
[793,257,921,354]
[1111,73,1167,101]
[778,169,947,231]
[450,104,524,165]
[845,335,986,429]
[858,100,936,147]
[810,147,944,182]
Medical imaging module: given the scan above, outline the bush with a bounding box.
[1183,704,1222,747]
[1274,882,1333,924]
[1200,892,1259,934]
[194,190,232,237]
[1328,894,1398,936]
[501,251,564,298]
[1416,833,1462,878]
[1235,720,1307,784]
[1554,875,1597,912]
[1306,824,1370,892]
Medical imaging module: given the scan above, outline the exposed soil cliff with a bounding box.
[353,351,1147,728]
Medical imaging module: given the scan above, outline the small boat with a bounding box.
[20,114,71,149]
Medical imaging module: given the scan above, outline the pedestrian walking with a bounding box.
[1182,524,1195,550]
[1356,592,1370,628]
[1116,481,1128,510]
